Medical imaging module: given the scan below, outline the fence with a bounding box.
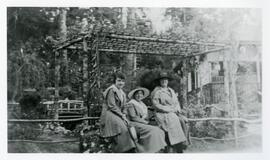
[8,100,86,119]
[202,83,225,104]
[8,116,261,152]
[203,74,259,104]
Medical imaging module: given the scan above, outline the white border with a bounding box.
[3,0,264,7]
[1,0,269,160]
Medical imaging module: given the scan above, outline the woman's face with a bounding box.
[160,78,168,87]
[115,77,125,89]
[134,90,144,101]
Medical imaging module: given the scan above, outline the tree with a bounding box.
[7,7,57,101]
[58,8,69,87]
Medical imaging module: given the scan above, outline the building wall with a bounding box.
[197,43,261,105]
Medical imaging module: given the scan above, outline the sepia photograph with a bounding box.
[4,1,265,157]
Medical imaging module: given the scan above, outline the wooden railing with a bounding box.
[42,99,85,113]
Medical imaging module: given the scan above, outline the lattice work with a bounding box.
[56,31,227,57]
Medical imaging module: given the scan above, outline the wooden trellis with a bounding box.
[55,31,228,92]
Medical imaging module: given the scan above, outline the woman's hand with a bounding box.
[143,120,149,124]
[168,106,179,113]
[181,115,188,122]
[175,111,188,122]
[122,114,130,125]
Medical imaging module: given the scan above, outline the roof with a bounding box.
[55,30,229,57]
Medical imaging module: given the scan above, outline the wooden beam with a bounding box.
[108,34,228,47]
[190,131,260,141]
[55,33,228,51]
[66,46,229,58]
[55,37,85,51]
[8,117,100,123]
[8,139,80,144]
[188,117,261,124]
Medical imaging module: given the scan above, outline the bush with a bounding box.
[19,92,45,119]
[185,92,246,139]
[75,122,113,153]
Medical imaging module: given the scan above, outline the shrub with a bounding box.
[75,122,113,153]
[19,92,45,119]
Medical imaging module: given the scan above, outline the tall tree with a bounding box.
[59,8,69,87]
[122,8,136,83]
[7,7,57,101]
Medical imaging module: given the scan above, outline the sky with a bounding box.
[144,8,172,33]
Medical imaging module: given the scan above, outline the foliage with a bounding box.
[58,85,77,99]
[75,122,113,153]
[8,123,43,140]
[185,92,248,139]
[162,8,260,49]
[19,92,45,119]
[7,7,58,101]
[8,121,73,140]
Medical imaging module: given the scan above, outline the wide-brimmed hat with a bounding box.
[155,72,172,81]
[128,87,150,99]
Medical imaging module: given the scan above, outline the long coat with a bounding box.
[151,86,187,145]
[99,85,135,152]
[124,99,167,153]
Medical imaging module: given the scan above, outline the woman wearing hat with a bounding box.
[124,87,167,153]
[151,72,188,153]
[100,72,136,153]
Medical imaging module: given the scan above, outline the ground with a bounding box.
[8,135,261,153]
[8,123,261,153]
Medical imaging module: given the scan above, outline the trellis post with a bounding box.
[181,59,188,109]
[54,51,60,120]
[82,37,90,123]
[82,38,89,99]
[96,35,101,89]
[85,33,102,122]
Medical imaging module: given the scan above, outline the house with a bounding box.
[187,41,261,111]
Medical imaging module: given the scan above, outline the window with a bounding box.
[188,69,199,92]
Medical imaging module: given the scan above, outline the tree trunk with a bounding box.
[11,70,20,102]
[122,8,136,90]
[59,8,69,86]
[81,18,89,100]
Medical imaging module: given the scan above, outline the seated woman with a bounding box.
[124,87,167,153]
[99,72,136,153]
[151,72,189,153]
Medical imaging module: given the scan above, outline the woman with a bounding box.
[124,87,167,153]
[99,72,136,153]
[151,72,189,153]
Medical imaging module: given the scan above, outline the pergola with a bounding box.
[55,29,229,116]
